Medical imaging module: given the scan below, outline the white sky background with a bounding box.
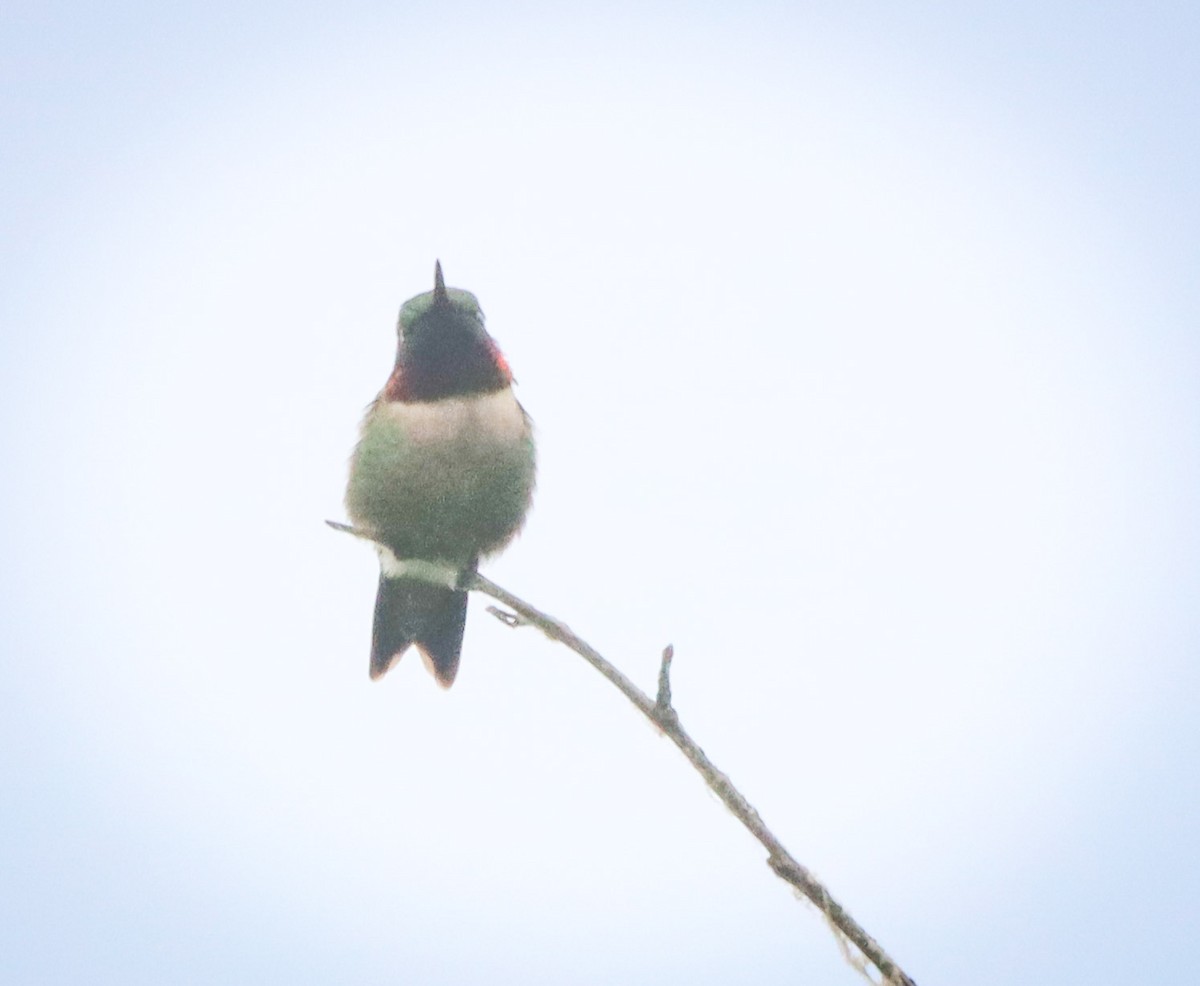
[3,2,1198,984]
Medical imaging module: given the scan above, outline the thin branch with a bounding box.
[470,572,917,986]
[327,521,918,986]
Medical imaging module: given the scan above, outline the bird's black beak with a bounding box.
[432,260,448,305]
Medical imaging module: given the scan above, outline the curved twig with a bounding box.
[328,521,918,986]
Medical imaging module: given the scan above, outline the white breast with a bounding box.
[378,387,528,446]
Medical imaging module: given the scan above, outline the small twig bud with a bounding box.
[485,605,526,628]
[655,644,675,714]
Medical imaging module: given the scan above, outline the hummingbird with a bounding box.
[345,262,536,686]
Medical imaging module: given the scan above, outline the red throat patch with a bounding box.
[382,365,407,402]
[383,342,512,403]
[489,342,513,384]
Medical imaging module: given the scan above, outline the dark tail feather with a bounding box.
[369,576,468,687]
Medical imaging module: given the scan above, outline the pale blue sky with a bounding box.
[3,3,1198,984]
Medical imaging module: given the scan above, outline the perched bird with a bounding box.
[345,263,536,686]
